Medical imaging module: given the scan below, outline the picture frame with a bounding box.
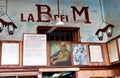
[23,33,47,66]
[50,41,72,66]
[72,43,88,65]
[42,71,76,78]
[1,41,20,65]
[107,40,119,63]
[89,44,104,62]
[118,37,120,54]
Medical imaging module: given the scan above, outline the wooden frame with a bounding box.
[1,41,20,66]
[23,33,47,66]
[72,43,88,65]
[118,37,120,54]
[107,40,119,63]
[37,26,80,41]
[89,44,104,62]
[50,41,72,66]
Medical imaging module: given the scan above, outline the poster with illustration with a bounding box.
[72,44,88,65]
[107,40,119,63]
[50,41,71,66]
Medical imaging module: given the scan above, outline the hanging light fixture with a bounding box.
[96,23,114,40]
[95,0,114,40]
[8,24,14,35]
[0,0,17,35]
[7,22,17,35]
[105,24,114,37]
[55,18,64,26]
[0,18,17,35]
[0,22,4,32]
[55,0,64,26]
[95,29,103,40]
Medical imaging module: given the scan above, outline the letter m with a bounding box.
[71,6,91,23]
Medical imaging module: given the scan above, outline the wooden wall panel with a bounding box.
[76,70,93,78]
[108,70,114,77]
[102,43,110,65]
[77,70,114,78]
[93,70,110,77]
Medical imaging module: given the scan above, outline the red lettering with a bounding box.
[66,15,68,22]
[21,13,26,22]
[36,4,52,22]
[28,14,35,22]
[54,15,59,20]
[20,4,91,24]
[61,15,68,22]
[71,6,91,24]
[54,15,68,22]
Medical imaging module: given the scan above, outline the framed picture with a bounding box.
[23,34,47,66]
[118,37,120,54]
[1,42,20,65]
[107,40,119,63]
[72,44,88,65]
[50,41,72,66]
[42,71,76,78]
[89,45,103,62]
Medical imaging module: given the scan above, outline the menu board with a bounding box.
[23,34,47,66]
[1,43,19,65]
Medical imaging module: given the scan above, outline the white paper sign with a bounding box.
[23,34,47,66]
[1,43,19,65]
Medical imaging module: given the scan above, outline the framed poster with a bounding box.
[118,38,120,53]
[107,40,119,63]
[72,44,88,65]
[50,41,72,66]
[89,45,103,62]
[23,34,47,66]
[1,42,20,65]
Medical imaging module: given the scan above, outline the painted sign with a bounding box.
[21,4,91,24]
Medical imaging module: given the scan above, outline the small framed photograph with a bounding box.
[50,41,72,66]
[72,44,88,65]
[107,40,119,63]
[1,42,20,65]
[89,44,104,62]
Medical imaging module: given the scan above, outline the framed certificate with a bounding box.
[107,40,119,63]
[1,42,20,65]
[23,34,47,66]
[89,45,103,62]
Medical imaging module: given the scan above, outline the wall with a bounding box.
[0,0,109,42]
[102,0,120,41]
